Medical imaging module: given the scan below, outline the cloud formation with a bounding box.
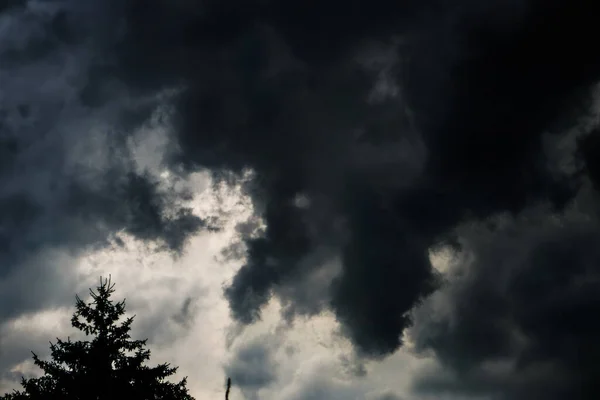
[410,189,600,400]
[225,335,279,400]
[3,1,600,399]
[0,0,215,319]
[112,0,600,356]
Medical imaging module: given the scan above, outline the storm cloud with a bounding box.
[409,189,600,399]
[3,0,600,399]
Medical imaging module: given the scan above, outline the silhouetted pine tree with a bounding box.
[1,277,194,400]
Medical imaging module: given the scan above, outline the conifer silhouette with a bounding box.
[1,276,194,400]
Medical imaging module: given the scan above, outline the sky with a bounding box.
[1,0,600,399]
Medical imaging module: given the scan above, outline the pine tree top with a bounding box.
[1,276,195,400]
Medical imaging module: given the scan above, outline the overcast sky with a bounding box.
[2,1,600,399]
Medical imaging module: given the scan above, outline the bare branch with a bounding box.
[225,377,231,400]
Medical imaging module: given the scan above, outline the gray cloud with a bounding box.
[224,336,278,399]
[0,0,217,322]
[371,392,403,400]
[279,366,366,400]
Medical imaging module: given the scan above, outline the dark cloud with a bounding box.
[105,0,600,360]
[0,0,26,13]
[88,0,600,362]
[4,0,600,398]
[409,189,600,400]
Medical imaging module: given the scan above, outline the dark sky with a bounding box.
[2,0,600,399]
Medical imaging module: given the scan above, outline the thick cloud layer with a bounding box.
[3,0,600,398]
[109,0,600,357]
[410,189,600,399]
